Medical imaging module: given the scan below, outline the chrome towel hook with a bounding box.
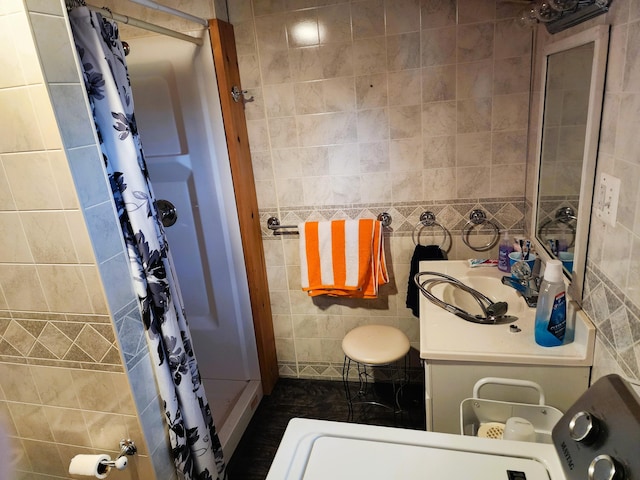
[231,85,254,103]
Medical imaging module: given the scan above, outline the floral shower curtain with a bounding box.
[68,6,225,480]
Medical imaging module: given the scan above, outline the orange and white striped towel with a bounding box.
[299,219,388,298]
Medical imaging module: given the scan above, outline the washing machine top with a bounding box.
[266,375,640,480]
[266,419,564,480]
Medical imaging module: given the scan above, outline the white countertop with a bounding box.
[418,260,595,366]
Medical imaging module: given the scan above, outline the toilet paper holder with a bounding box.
[99,439,137,472]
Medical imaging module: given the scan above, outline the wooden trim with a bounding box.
[208,19,279,394]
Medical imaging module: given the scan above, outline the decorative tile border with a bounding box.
[0,309,124,372]
[260,199,526,239]
[281,361,423,384]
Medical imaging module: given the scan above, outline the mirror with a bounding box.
[531,25,609,303]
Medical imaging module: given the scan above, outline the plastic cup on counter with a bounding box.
[558,251,574,273]
[509,252,536,277]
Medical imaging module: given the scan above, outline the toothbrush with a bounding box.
[524,240,530,260]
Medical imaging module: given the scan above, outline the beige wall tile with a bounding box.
[422,65,456,102]
[491,163,525,197]
[353,36,387,74]
[0,212,33,263]
[298,111,357,146]
[389,105,422,139]
[457,23,494,63]
[390,138,422,171]
[387,32,420,71]
[293,81,324,114]
[495,19,532,59]
[286,10,319,48]
[31,366,79,408]
[299,146,329,175]
[0,87,45,154]
[79,266,109,315]
[22,212,78,264]
[262,49,294,84]
[388,69,422,106]
[456,132,491,167]
[44,405,92,446]
[22,439,66,477]
[420,0,456,29]
[30,87,62,153]
[423,135,456,169]
[2,152,63,210]
[422,101,456,136]
[318,4,352,44]
[0,363,40,403]
[323,77,356,112]
[492,93,529,131]
[492,130,527,164]
[0,265,48,312]
[319,42,354,78]
[457,97,492,133]
[37,265,93,314]
[423,167,456,199]
[458,0,495,24]
[391,171,422,201]
[360,172,392,203]
[359,141,389,173]
[385,0,420,35]
[421,26,456,67]
[356,73,388,109]
[352,0,384,39]
[357,107,389,141]
[457,60,493,99]
[0,15,26,88]
[275,177,304,206]
[10,10,43,85]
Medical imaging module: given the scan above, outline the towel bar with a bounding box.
[267,212,392,235]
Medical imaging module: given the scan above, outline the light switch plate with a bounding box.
[595,173,620,227]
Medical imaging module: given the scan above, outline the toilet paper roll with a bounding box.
[69,454,111,479]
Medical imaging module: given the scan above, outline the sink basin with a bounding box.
[418,260,596,366]
[437,276,527,317]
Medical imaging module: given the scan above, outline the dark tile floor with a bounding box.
[226,377,425,480]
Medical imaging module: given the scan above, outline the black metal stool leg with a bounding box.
[342,355,354,421]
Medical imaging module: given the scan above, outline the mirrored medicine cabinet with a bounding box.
[531,25,610,304]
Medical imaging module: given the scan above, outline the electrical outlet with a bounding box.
[595,173,620,227]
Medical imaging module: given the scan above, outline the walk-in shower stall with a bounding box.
[118,22,262,458]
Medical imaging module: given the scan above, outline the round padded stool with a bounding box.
[341,325,410,421]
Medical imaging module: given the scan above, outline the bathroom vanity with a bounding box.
[418,260,595,434]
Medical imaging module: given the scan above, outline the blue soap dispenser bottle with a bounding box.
[535,260,566,347]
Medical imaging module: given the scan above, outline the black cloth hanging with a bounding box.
[406,244,447,318]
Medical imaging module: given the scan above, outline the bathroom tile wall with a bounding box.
[229,0,534,378]
[0,1,169,478]
[526,1,640,384]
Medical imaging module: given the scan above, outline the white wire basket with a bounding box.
[460,377,564,444]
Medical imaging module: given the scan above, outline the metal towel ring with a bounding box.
[462,209,500,252]
[412,211,447,248]
[537,206,577,248]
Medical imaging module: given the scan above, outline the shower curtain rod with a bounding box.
[128,0,208,27]
[86,4,205,46]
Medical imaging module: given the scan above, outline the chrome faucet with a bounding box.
[501,257,541,308]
